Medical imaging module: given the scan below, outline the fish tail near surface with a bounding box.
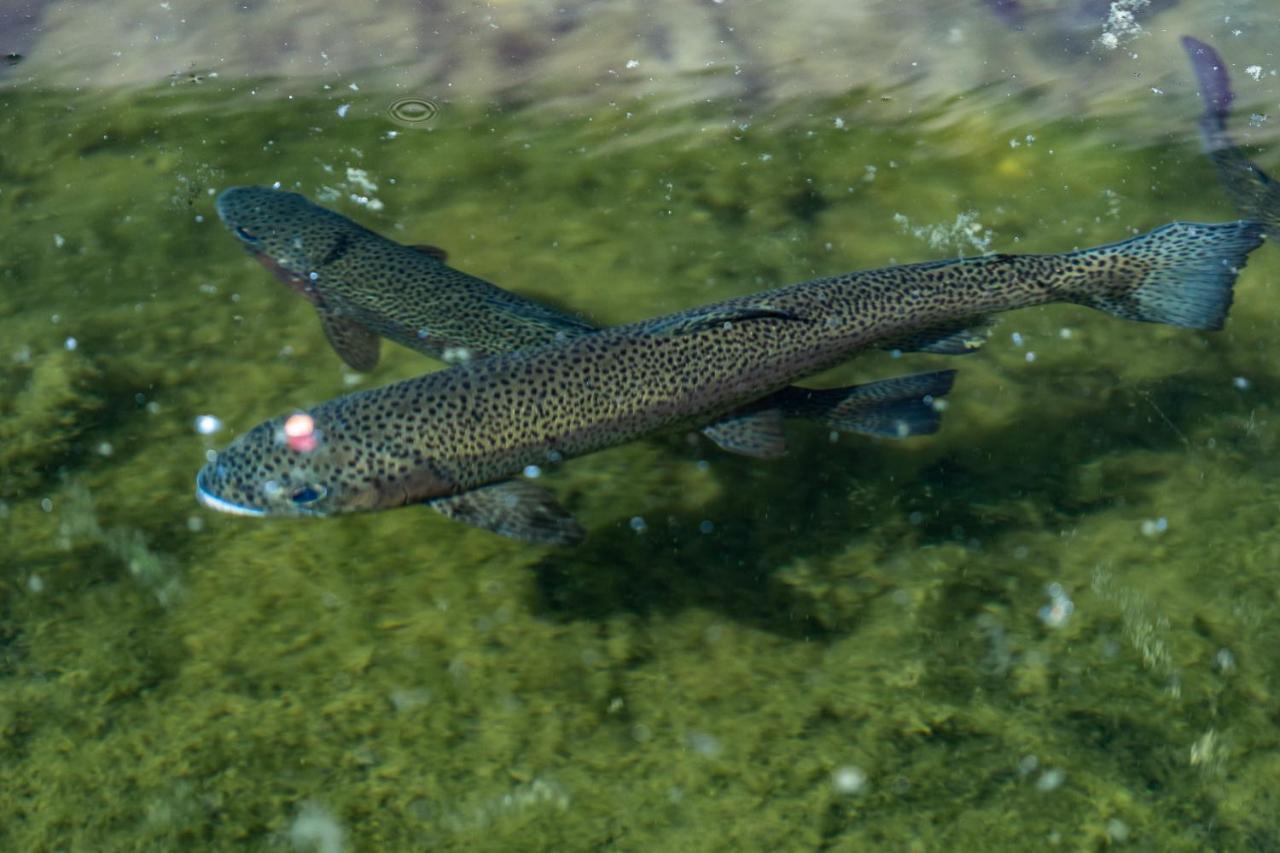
[1181,36,1233,126]
[1062,220,1264,331]
[1180,36,1280,236]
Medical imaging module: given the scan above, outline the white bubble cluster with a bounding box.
[194,414,223,435]
[1140,517,1168,537]
[1036,768,1066,792]
[831,765,867,795]
[1039,582,1074,629]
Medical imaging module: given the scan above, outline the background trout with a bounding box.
[197,219,1263,544]
[216,186,969,454]
[1182,36,1280,241]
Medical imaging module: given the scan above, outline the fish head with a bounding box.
[195,401,455,518]
[215,185,372,293]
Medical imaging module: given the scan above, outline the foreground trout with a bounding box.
[217,186,967,453]
[1182,37,1280,240]
[197,219,1262,544]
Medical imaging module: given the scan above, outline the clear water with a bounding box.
[2,1,1279,849]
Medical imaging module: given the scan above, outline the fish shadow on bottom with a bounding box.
[528,369,1239,640]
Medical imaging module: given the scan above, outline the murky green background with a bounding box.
[2,1,1279,849]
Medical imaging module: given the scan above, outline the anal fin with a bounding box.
[878,319,990,355]
[318,308,380,372]
[772,370,957,438]
[427,480,585,545]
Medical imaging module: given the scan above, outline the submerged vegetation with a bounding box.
[1,68,1279,850]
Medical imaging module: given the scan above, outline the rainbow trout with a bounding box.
[216,186,594,370]
[1182,37,1280,241]
[197,219,1263,544]
[217,186,969,454]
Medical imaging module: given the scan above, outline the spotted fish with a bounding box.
[217,186,974,455]
[216,185,596,370]
[196,219,1263,544]
[1182,37,1280,241]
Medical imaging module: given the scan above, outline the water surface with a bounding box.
[2,1,1279,849]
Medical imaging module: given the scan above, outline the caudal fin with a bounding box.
[1070,220,1264,331]
[1181,36,1280,237]
[1181,36,1234,123]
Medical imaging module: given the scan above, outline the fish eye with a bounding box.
[289,484,327,505]
[234,225,258,242]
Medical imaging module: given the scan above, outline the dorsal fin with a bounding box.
[410,244,449,262]
[651,305,804,337]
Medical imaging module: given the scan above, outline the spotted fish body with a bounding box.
[216,186,596,370]
[1182,37,1280,241]
[197,219,1262,543]
[218,186,963,455]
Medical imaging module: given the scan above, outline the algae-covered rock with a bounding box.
[0,348,104,498]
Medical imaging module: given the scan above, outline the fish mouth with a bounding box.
[195,470,267,518]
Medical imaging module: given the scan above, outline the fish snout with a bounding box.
[194,460,267,518]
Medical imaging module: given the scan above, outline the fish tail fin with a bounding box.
[1181,36,1234,126]
[776,369,957,439]
[1181,35,1280,230]
[1067,220,1264,331]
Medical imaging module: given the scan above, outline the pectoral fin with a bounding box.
[771,370,957,438]
[878,320,990,355]
[652,305,804,337]
[317,309,380,372]
[426,480,585,545]
[701,408,788,458]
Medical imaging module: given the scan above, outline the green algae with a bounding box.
[1,76,1279,852]
[0,348,104,497]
